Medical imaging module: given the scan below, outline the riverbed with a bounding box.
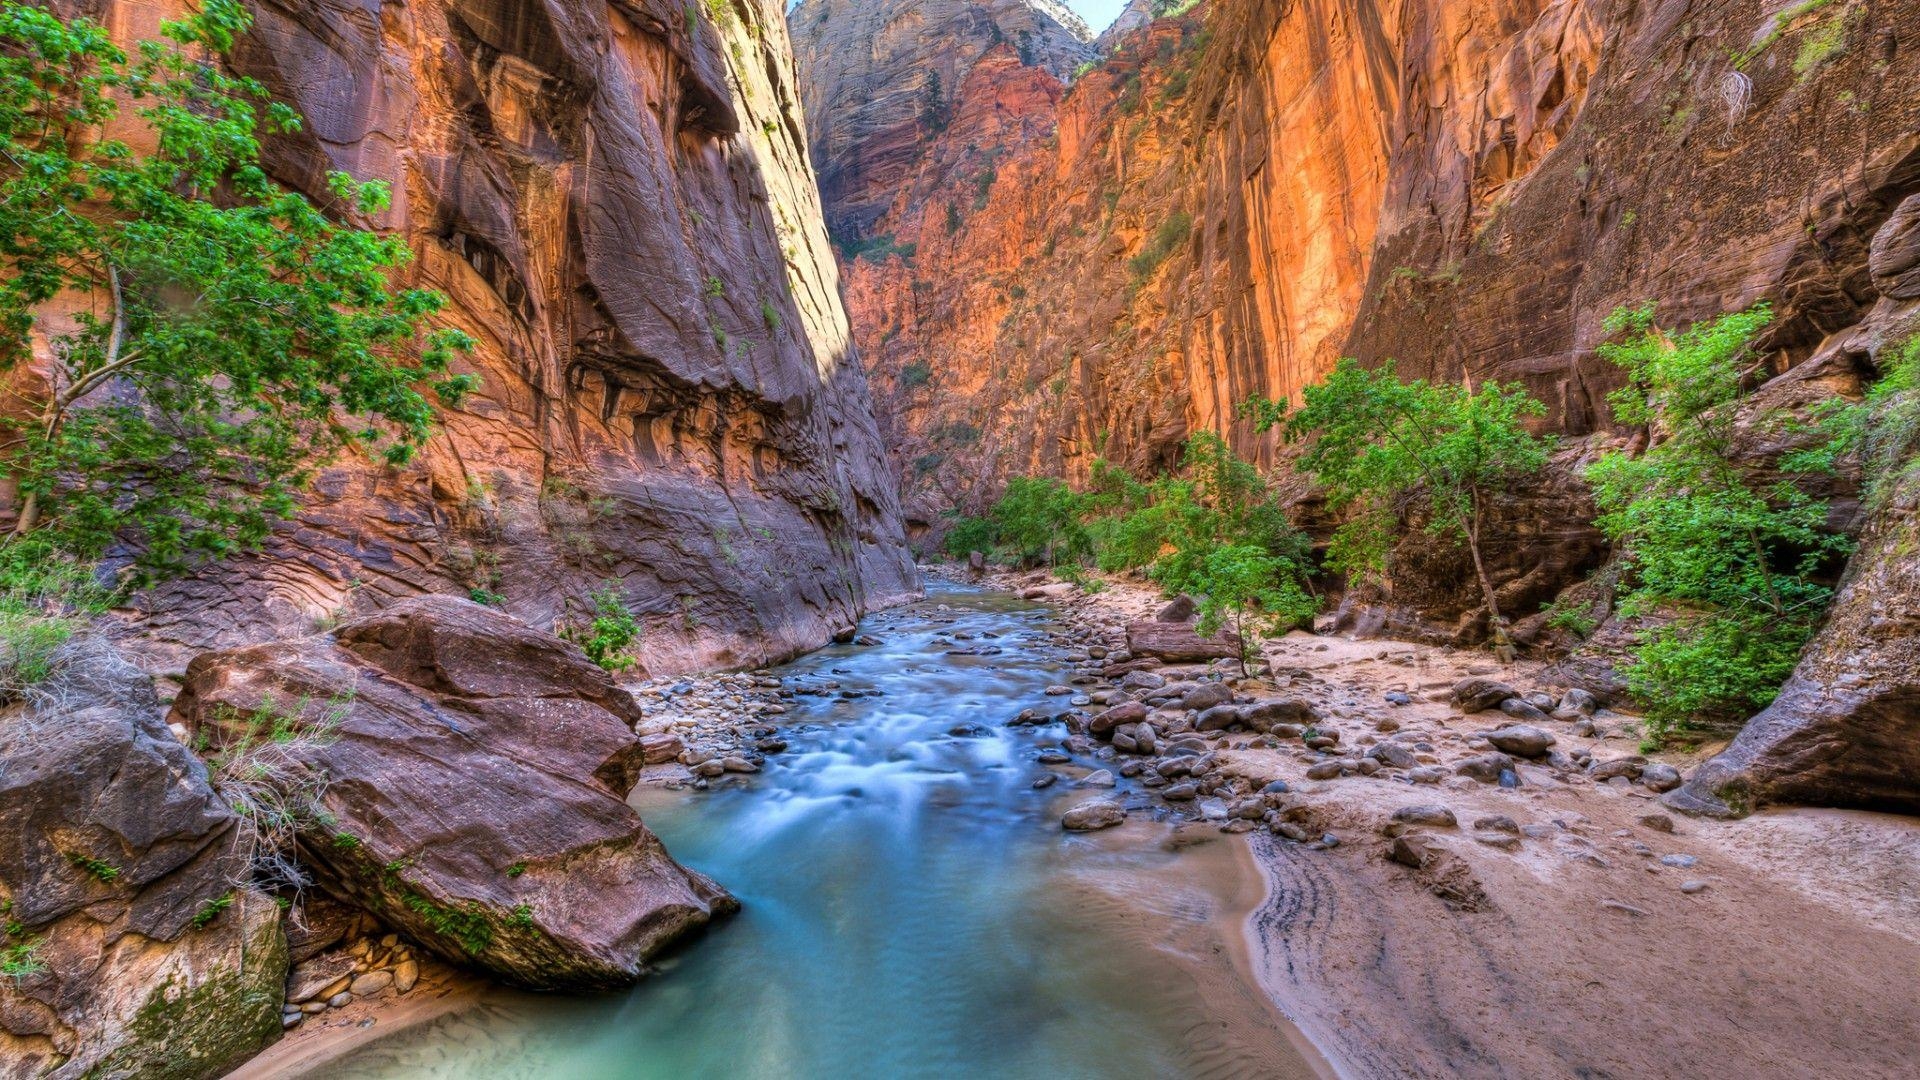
[309,584,1324,1079]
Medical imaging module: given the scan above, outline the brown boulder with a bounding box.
[173,596,736,990]
[0,646,286,1076]
[1450,677,1517,713]
[1125,621,1241,663]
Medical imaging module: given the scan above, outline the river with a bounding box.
[316,584,1322,1079]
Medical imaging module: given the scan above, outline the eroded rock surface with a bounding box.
[172,596,737,990]
[0,648,286,1078]
[789,0,1094,241]
[81,0,916,679]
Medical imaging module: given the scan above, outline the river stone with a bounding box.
[1640,763,1683,792]
[393,958,420,994]
[1090,701,1149,737]
[1392,805,1458,827]
[1497,698,1553,724]
[1451,677,1517,713]
[1483,725,1556,757]
[1244,698,1318,727]
[1305,760,1346,780]
[1195,705,1243,732]
[1119,670,1167,692]
[172,596,737,992]
[1559,688,1599,716]
[350,970,395,997]
[1456,752,1516,783]
[1112,722,1157,755]
[1182,682,1233,711]
[1367,742,1419,770]
[1157,594,1197,622]
[1589,757,1645,781]
[288,954,357,1003]
[1077,769,1116,788]
[1062,801,1127,831]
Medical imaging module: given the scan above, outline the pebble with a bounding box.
[1658,853,1698,869]
[328,991,354,1009]
[1077,769,1116,788]
[1640,763,1683,792]
[1680,880,1708,894]
[1031,774,1058,789]
[350,970,394,997]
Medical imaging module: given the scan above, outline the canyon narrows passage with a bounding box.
[305,584,1320,1079]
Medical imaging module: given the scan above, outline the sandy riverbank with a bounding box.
[1010,566,1920,1078]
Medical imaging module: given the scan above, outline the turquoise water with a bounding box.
[322,585,1305,1079]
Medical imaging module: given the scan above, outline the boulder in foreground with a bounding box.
[173,596,736,991]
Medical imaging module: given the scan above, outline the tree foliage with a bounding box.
[0,1,475,584]
[947,431,1318,664]
[1285,358,1551,658]
[1587,303,1851,740]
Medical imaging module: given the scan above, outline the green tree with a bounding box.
[1191,543,1316,677]
[1587,303,1850,740]
[1286,358,1552,660]
[0,1,475,582]
[988,476,1089,567]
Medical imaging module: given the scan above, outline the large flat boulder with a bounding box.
[0,645,286,1078]
[172,596,736,990]
[1668,477,1920,816]
[1124,620,1241,662]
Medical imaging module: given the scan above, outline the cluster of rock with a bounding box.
[630,673,795,787]
[280,932,420,1029]
[2,596,736,1073]
[1000,577,1692,848]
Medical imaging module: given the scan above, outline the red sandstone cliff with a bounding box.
[80,0,917,677]
[825,0,1914,531]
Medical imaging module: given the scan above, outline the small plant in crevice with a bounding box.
[189,894,234,930]
[562,584,642,673]
[66,852,121,884]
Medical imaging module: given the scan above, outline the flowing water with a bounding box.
[319,584,1321,1080]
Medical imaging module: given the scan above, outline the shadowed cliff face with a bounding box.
[788,0,1094,242]
[827,0,1917,531]
[89,0,917,677]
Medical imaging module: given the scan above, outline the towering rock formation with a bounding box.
[788,0,1094,242]
[826,0,1915,519]
[803,0,1920,809]
[96,0,917,677]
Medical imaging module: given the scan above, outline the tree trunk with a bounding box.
[1465,500,1515,663]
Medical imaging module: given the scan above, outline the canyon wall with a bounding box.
[818,0,1917,541]
[789,0,1094,242]
[87,0,916,678]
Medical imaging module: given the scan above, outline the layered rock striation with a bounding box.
[79,0,917,679]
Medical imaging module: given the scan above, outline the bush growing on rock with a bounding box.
[1587,304,1853,742]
